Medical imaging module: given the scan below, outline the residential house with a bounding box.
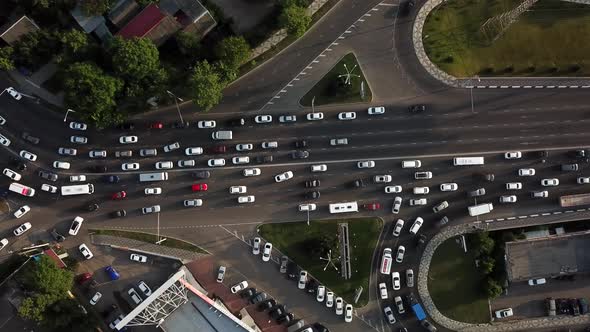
[0,15,39,45]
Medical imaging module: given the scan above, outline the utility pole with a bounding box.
[470,76,481,114]
[166,90,184,124]
[155,212,166,245]
[64,109,75,122]
[311,96,316,114]
[307,210,310,226]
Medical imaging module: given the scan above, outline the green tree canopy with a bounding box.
[18,293,56,322]
[215,36,251,70]
[63,62,123,127]
[110,37,161,81]
[175,31,201,56]
[189,60,223,111]
[12,30,58,68]
[55,29,89,64]
[44,298,98,331]
[0,47,15,71]
[473,232,495,257]
[21,255,73,296]
[485,277,503,298]
[80,0,113,15]
[279,5,311,37]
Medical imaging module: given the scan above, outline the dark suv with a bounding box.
[294,140,307,148]
[409,104,426,113]
[291,150,309,159]
[39,170,58,182]
[305,179,320,188]
[50,229,66,242]
[228,118,245,126]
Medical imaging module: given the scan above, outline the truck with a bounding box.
[139,172,169,182]
[468,203,493,216]
[61,184,94,196]
[408,293,426,321]
[560,193,590,207]
[211,130,233,140]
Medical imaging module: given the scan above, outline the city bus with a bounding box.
[453,156,485,166]
[329,201,358,214]
[61,184,94,196]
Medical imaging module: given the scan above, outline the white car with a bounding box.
[208,159,225,167]
[3,168,21,181]
[357,160,375,169]
[68,216,84,235]
[326,291,334,307]
[409,218,423,235]
[69,121,87,131]
[413,187,429,195]
[385,185,402,193]
[236,143,253,151]
[432,201,449,213]
[254,115,272,123]
[345,304,353,323]
[197,120,216,128]
[155,161,173,169]
[578,177,590,184]
[394,296,405,314]
[531,190,549,198]
[0,134,9,146]
[138,280,152,296]
[14,205,30,219]
[243,168,261,177]
[185,147,203,155]
[229,186,247,194]
[53,161,71,170]
[6,87,22,100]
[177,160,195,167]
[335,297,344,315]
[70,136,87,144]
[495,308,513,319]
[392,219,404,237]
[368,106,385,115]
[232,156,250,165]
[58,147,77,156]
[13,222,31,236]
[163,142,180,152]
[541,178,559,186]
[130,253,148,263]
[298,270,308,289]
[261,141,278,149]
[79,243,93,259]
[307,112,324,121]
[184,199,203,207]
[142,205,161,214]
[69,175,86,182]
[262,242,272,262]
[392,272,401,290]
[41,184,58,193]
[518,168,535,176]
[311,164,327,172]
[144,187,162,195]
[230,280,248,293]
[379,282,388,299]
[392,196,402,214]
[500,195,517,203]
[119,135,138,144]
[90,292,102,305]
[19,150,37,161]
[440,183,458,191]
[410,198,427,206]
[395,246,405,263]
[279,115,297,123]
[506,182,522,190]
[316,285,325,302]
[504,151,522,159]
[216,266,226,283]
[338,112,356,120]
[252,237,261,254]
[374,175,392,183]
[89,150,107,158]
[298,203,317,211]
[528,278,546,286]
[275,171,294,183]
[122,163,140,171]
[384,306,396,324]
[238,195,255,204]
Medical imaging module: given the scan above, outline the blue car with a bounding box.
[105,266,120,280]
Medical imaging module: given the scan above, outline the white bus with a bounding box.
[329,201,358,214]
[61,184,94,196]
[453,156,485,166]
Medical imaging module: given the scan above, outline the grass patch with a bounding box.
[300,52,372,106]
[90,229,208,254]
[259,218,382,307]
[423,0,590,77]
[428,238,490,323]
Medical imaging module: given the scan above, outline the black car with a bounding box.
[11,157,26,171]
[228,118,245,126]
[21,132,40,144]
[305,179,320,188]
[110,210,127,218]
[416,234,427,247]
[106,175,120,183]
[570,299,581,316]
[305,191,320,200]
[87,203,99,212]
[312,323,329,332]
[116,122,135,130]
[192,171,211,179]
[270,305,287,319]
[172,121,190,128]
[39,170,58,182]
[256,155,274,164]
[353,179,365,188]
[249,292,267,304]
[306,279,318,293]
[277,312,294,324]
[240,288,256,299]
[538,150,549,158]
[50,229,66,242]
[294,140,307,148]
[400,0,415,16]
[257,299,276,311]
[291,150,309,159]
[89,165,108,173]
[409,104,426,113]
[286,262,298,279]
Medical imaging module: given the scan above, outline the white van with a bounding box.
[211,130,233,140]
[413,187,429,195]
[402,160,421,168]
[9,182,35,197]
[380,248,393,275]
[139,172,169,182]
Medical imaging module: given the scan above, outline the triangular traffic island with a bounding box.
[300,53,372,107]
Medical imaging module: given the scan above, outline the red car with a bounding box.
[363,202,381,211]
[192,183,208,191]
[112,191,127,200]
[76,272,92,285]
[149,122,163,129]
[209,145,227,154]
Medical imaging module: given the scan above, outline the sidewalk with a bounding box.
[7,63,64,107]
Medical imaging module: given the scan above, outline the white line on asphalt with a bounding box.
[507,217,516,220]
[566,210,574,213]
[577,209,587,212]
[530,214,539,217]
[518,216,527,219]
[553,211,562,214]
[497,218,504,221]
[542,213,551,216]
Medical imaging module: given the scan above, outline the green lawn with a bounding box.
[427,238,490,323]
[90,229,208,254]
[300,53,372,106]
[259,218,382,307]
[423,0,590,76]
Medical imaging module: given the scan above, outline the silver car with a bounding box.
[392,196,402,214]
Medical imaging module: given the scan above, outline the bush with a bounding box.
[484,277,503,298]
[279,5,311,37]
[569,64,581,72]
[503,66,514,73]
[480,67,494,75]
[444,55,454,63]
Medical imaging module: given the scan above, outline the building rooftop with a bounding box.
[70,3,106,33]
[117,3,166,39]
[108,0,141,28]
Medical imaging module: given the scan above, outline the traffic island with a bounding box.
[300,53,372,106]
[258,218,382,307]
[423,0,590,77]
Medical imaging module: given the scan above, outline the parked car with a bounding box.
[231,281,248,293]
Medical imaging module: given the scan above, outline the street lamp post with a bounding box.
[64,109,75,122]
[166,90,184,124]
[470,76,481,114]
[155,212,166,245]
[307,210,310,226]
[311,96,316,114]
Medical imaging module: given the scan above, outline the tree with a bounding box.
[479,255,495,274]
[55,29,88,64]
[80,0,113,15]
[109,37,160,81]
[215,61,238,85]
[189,60,224,111]
[474,232,495,257]
[43,298,98,331]
[0,47,15,71]
[12,30,58,68]
[279,5,310,37]
[21,255,74,296]
[63,62,123,127]
[215,36,251,70]
[279,0,308,8]
[18,293,56,322]
[484,277,503,298]
[176,31,201,56]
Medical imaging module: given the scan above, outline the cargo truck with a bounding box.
[560,193,590,207]
[468,203,493,216]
